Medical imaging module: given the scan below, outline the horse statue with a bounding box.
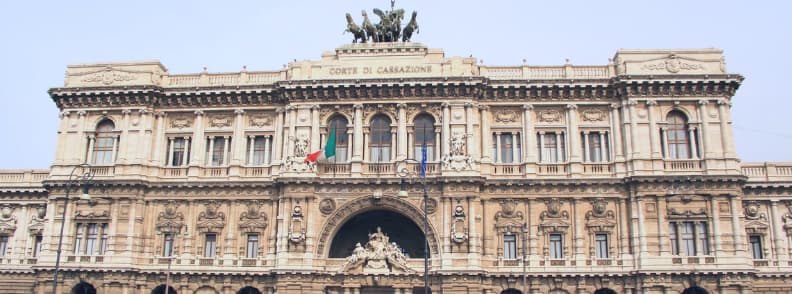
[389,8,405,42]
[402,11,419,42]
[361,10,379,42]
[344,13,366,43]
[372,8,394,42]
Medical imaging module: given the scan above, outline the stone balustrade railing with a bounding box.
[741,162,792,182]
[482,65,613,80]
[0,170,48,187]
[164,71,285,87]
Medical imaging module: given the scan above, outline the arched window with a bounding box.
[91,120,117,165]
[665,111,693,159]
[328,115,349,162]
[413,114,435,162]
[71,282,97,294]
[369,115,392,162]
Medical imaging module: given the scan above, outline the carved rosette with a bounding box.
[239,201,268,234]
[422,198,438,215]
[156,201,184,234]
[0,205,17,235]
[289,205,306,244]
[197,201,226,233]
[451,202,468,244]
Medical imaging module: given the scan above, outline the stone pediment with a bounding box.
[288,43,477,80]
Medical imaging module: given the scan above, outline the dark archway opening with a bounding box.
[151,284,178,294]
[71,282,97,294]
[501,289,523,294]
[594,289,618,294]
[237,286,262,294]
[682,286,709,294]
[329,209,428,258]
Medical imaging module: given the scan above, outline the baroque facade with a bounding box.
[0,42,790,294]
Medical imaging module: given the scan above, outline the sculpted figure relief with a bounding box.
[344,1,419,43]
[340,227,414,274]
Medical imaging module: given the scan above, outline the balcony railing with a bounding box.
[318,163,351,175]
[742,162,792,182]
[89,166,115,176]
[583,163,613,175]
[364,163,394,175]
[203,167,229,177]
[493,164,523,175]
[664,159,702,171]
[538,163,567,175]
[161,167,188,177]
[243,166,271,177]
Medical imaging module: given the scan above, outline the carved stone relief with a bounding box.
[493,108,520,124]
[442,131,474,171]
[248,113,274,128]
[640,54,706,74]
[422,198,438,215]
[451,202,468,244]
[585,198,616,233]
[495,199,524,233]
[28,205,46,235]
[79,67,137,85]
[743,201,768,235]
[339,227,414,274]
[537,109,563,124]
[538,198,570,234]
[406,104,442,122]
[196,200,226,233]
[580,108,607,122]
[289,205,306,244]
[319,198,337,215]
[0,205,17,235]
[208,114,232,128]
[156,201,185,234]
[239,201,268,234]
[169,115,193,129]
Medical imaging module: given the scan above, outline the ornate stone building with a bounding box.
[0,41,790,294]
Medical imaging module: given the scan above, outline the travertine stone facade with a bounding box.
[0,43,789,294]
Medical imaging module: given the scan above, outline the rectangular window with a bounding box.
[503,234,517,259]
[583,132,609,162]
[85,223,98,255]
[549,234,563,259]
[246,234,259,258]
[681,222,696,256]
[0,235,8,257]
[697,222,709,255]
[204,234,217,257]
[33,235,42,257]
[163,233,174,257]
[74,223,84,254]
[669,223,679,255]
[98,223,108,255]
[749,235,763,259]
[168,138,190,166]
[206,136,230,166]
[539,133,565,163]
[249,136,267,165]
[501,134,514,163]
[595,233,609,259]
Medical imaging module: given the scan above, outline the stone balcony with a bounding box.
[741,162,792,182]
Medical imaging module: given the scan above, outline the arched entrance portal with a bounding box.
[71,282,97,294]
[151,285,178,294]
[329,210,427,258]
[501,289,523,294]
[237,286,262,294]
[682,286,709,294]
[594,289,618,294]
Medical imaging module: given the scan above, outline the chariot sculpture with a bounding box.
[344,1,419,43]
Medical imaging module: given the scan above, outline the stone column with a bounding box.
[718,99,736,158]
[231,109,246,165]
[287,106,297,158]
[138,109,152,163]
[363,131,369,162]
[697,100,711,159]
[572,199,584,258]
[247,135,256,165]
[523,105,536,162]
[465,103,476,158]
[657,197,668,255]
[710,196,722,254]
[352,104,364,161]
[397,103,408,161]
[118,109,131,163]
[207,136,215,165]
[627,101,639,159]
[479,105,491,162]
[75,111,88,164]
[346,130,353,162]
[661,127,669,158]
[273,108,285,164]
[85,135,96,164]
[441,102,451,157]
[181,136,190,166]
[730,195,743,252]
[617,198,630,257]
[494,132,502,163]
[599,132,606,161]
[407,130,414,159]
[190,110,205,165]
[566,104,581,162]
[636,197,648,256]
[390,130,397,161]
[646,100,660,158]
[222,135,230,165]
[582,131,590,162]
[167,138,175,166]
[435,127,442,160]
[688,127,699,159]
[110,134,119,164]
[770,201,789,260]
[511,133,519,163]
[311,105,321,152]
[152,112,167,165]
[555,132,562,162]
[609,103,624,161]
[264,136,272,164]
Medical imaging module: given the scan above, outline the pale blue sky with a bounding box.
[0,0,790,168]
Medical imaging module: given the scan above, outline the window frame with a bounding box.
[328,115,350,163]
[369,115,393,162]
[549,233,563,259]
[594,233,609,259]
[204,233,217,258]
[503,234,517,260]
[749,235,764,259]
[246,234,259,259]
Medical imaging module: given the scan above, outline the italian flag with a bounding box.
[305,126,337,163]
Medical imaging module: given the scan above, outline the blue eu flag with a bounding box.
[420,143,427,178]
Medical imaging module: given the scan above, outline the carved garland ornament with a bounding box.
[585,198,616,233]
[743,201,768,235]
[640,54,706,74]
[538,198,570,234]
[537,109,563,123]
[156,201,185,234]
[0,205,17,235]
[495,199,524,233]
[196,200,226,233]
[79,67,136,85]
[239,201,268,234]
[28,205,47,235]
[248,114,274,128]
[580,108,607,122]
[208,115,232,128]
